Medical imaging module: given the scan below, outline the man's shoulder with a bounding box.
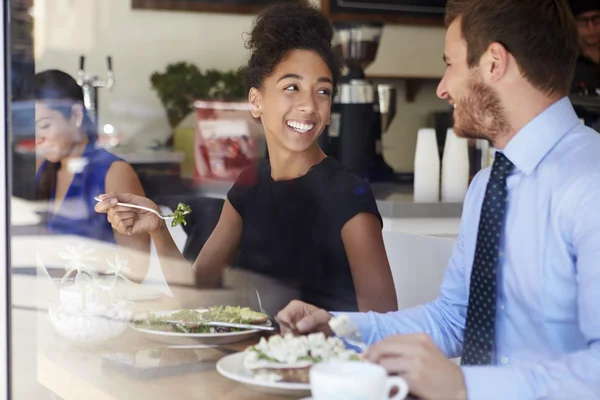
[545,125,600,178]
[539,126,600,212]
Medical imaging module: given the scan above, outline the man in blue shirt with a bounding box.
[277,0,600,399]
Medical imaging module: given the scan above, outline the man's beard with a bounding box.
[453,71,509,143]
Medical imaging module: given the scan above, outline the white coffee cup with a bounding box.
[310,360,409,400]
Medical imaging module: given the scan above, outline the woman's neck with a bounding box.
[59,136,90,170]
[268,144,326,181]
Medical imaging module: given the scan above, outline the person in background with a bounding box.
[95,1,398,313]
[569,0,600,127]
[33,70,150,277]
[277,0,600,399]
[570,0,600,94]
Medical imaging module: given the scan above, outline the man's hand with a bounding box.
[364,334,467,400]
[275,300,334,335]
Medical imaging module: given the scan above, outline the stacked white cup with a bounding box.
[413,128,441,203]
[441,128,470,202]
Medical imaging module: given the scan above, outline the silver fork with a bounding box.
[255,288,267,316]
[94,196,180,221]
[254,288,302,335]
[339,329,367,352]
[329,315,367,352]
[255,289,298,334]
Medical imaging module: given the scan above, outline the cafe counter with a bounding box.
[171,179,463,239]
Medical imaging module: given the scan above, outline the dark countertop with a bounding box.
[570,95,600,114]
[175,179,464,220]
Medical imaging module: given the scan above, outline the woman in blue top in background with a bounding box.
[33,69,150,259]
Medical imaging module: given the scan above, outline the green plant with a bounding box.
[150,62,246,128]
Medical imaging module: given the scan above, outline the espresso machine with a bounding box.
[77,55,115,128]
[322,21,396,181]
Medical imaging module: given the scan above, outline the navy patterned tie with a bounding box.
[461,152,514,366]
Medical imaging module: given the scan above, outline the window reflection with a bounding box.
[7,1,457,399]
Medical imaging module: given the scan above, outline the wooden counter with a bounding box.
[28,278,302,400]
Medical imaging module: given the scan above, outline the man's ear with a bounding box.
[248,88,262,119]
[484,42,510,84]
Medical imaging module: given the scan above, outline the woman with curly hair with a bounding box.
[96,1,397,312]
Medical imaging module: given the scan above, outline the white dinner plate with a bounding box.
[216,351,311,398]
[130,310,265,345]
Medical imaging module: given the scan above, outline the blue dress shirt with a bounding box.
[340,97,600,399]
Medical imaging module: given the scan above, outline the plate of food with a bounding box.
[131,306,270,345]
[216,332,361,397]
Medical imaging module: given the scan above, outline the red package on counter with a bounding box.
[193,100,261,181]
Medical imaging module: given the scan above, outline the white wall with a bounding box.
[367,23,446,78]
[33,0,449,171]
[379,79,449,172]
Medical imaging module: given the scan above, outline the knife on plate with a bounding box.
[166,320,276,332]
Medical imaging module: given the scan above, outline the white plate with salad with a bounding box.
[216,332,361,397]
[217,352,311,397]
[130,306,270,345]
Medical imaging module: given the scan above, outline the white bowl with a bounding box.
[48,300,135,346]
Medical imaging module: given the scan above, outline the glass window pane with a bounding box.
[7,1,421,399]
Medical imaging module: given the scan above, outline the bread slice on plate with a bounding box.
[243,332,360,383]
[201,305,269,325]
